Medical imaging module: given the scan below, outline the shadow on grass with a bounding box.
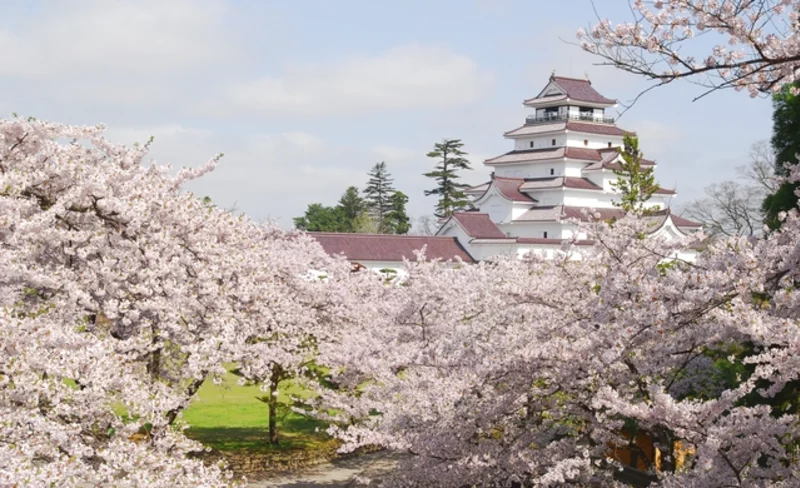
[185,416,334,452]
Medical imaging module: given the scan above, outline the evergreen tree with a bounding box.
[294,187,369,233]
[363,162,395,233]
[611,134,660,215]
[385,191,411,235]
[423,139,472,218]
[764,82,800,229]
[293,203,345,232]
[337,186,368,233]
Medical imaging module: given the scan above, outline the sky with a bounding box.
[0,0,774,228]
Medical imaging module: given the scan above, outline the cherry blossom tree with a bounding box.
[0,117,353,485]
[230,229,381,445]
[578,0,800,99]
[314,203,800,486]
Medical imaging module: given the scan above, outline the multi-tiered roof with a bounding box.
[437,74,700,260]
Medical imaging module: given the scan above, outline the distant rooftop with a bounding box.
[311,233,474,263]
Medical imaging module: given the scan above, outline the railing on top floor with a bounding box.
[525,112,616,125]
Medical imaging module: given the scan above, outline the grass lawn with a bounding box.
[180,366,334,452]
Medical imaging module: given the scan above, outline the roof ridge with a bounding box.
[552,75,591,84]
[523,176,561,182]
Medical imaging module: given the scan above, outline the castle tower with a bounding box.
[436,74,701,261]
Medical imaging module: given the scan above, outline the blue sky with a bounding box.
[0,0,773,228]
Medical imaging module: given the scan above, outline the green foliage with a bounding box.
[337,186,367,231]
[293,186,371,233]
[385,191,411,234]
[611,135,660,215]
[363,162,395,233]
[423,138,473,218]
[764,82,800,229]
[293,203,345,232]
[674,336,800,419]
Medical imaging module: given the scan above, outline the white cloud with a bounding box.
[369,145,419,166]
[0,0,243,111]
[103,124,448,226]
[0,0,236,79]
[222,45,493,116]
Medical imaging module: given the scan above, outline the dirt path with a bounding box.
[247,451,400,487]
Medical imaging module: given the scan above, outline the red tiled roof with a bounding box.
[584,149,657,171]
[653,188,676,195]
[564,147,603,161]
[565,121,628,136]
[484,147,604,166]
[516,205,624,222]
[525,76,616,105]
[518,177,603,192]
[564,177,602,190]
[504,121,630,138]
[561,206,625,221]
[311,233,474,263]
[485,147,564,165]
[450,212,508,239]
[641,209,702,231]
[466,181,491,194]
[503,122,567,137]
[493,177,536,202]
[669,213,702,228]
[550,76,616,104]
[599,162,656,171]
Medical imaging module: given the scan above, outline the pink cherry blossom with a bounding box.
[578,0,800,96]
[314,206,800,486]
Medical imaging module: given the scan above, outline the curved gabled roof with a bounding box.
[492,176,537,202]
[583,148,657,171]
[516,205,625,222]
[524,75,617,106]
[669,213,702,228]
[485,146,603,165]
[503,120,629,138]
[514,206,701,232]
[447,212,508,239]
[519,177,603,192]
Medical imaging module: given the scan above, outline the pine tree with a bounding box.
[611,134,660,215]
[385,191,411,235]
[423,139,472,218]
[337,186,368,233]
[363,162,395,233]
[764,82,800,229]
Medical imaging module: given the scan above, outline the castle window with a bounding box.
[550,168,554,176]
[543,231,548,238]
[608,142,612,148]
[530,141,534,148]
[551,139,556,146]
[584,139,589,146]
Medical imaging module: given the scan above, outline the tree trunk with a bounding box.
[165,375,206,425]
[268,365,282,445]
[147,324,160,381]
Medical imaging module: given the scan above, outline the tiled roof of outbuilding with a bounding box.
[312,233,474,263]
